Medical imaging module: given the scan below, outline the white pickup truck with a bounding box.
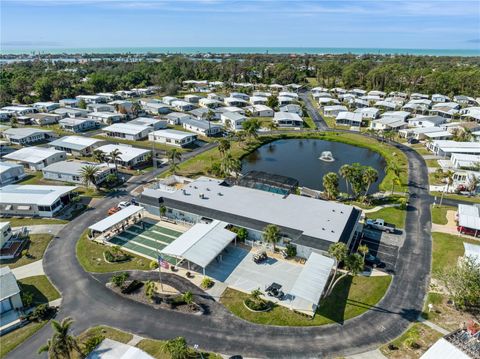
[365,218,396,233]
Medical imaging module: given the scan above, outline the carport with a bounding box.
[88,205,144,240]
[161,220,236,275]
[289,252,334,317]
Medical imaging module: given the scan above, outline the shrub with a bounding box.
[28,304,56,322]
[201,277,214,289]
[399,198,408,210]
[83,335,105,355]
[104,249,130,263]
[149,260,159,270]
[144,280,156,300]
[110,272,129,287]
[285,244,297,257]
[236,228,248,242]
[21,292,34,308]
[182,291,193,305]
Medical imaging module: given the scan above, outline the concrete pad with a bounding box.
[206,246,302,294]
[346,349,387,359]
[12,260,44,279]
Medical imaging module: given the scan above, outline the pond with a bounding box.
[242,139,387,193]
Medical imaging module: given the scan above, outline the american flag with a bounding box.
[157,255,169,269]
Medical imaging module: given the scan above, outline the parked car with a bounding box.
[266,283,284,299]
[407,138,419,144]
[108,206,120,215]
[118,201,131,209]
[365,218,396,233]
[457,226,480,237]
[364,253,382,268]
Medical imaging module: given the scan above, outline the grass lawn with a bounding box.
[380,323,443,359]
[410,145,431,156]
[431,232,478,278]
[323,116,337,128]
[0,321,48,358]
[76,230,151,273]
[424,159,440,168]
[430,192,480,204]
[365,207,406,228]
[430,205,455,225]
[422,292,475,332]
[220,275,391,326]
[77,326,133,345]
[136,339,221,359]
[93,135,189,153]
[0,234,53,269]
[18,275,60,305]
[303,116,316,129]
[428,173,444,186]
[6,218,68,227]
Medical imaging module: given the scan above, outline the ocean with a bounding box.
[1,47,479,57]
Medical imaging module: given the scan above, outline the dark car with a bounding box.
[407,138,419,144]
[365,253,382,268]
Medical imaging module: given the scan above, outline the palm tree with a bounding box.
[109,149,122,172]
[439,170,455,206]
[161,337,190,359]
[322,172,339,200]
[131,102,141,118]
[242,118,260,141]
[466,174,478,196]
[267,121,279,132]
[362,167,379,197]
[325,242,348,295]
[339,164,352,194]
[220,152,241,177]
[384,161,403,194]
[217,138,231,157]
[326,253,364,296]
[38,317,82,359]
[358,244,369,261]
[92,149,107,164]
[79,164,101,189]
[167,149,182,175]
[262,224,280,251]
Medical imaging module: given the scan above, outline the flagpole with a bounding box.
[156,247,164,292]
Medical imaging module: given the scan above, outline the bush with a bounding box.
[110,272,129,287]
[83,334,105,354]
[244,298,270,311]
[285,244,297,257]
[104,249,130,263]
[149,260,159,270]
[399,198,408,210]
[28,304,56,322]
[21,292,34,308]
[201,277,214,289]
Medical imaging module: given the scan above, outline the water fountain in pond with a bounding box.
[319,151,335,162]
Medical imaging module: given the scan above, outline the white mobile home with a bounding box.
[149,129,197,148]
[30,113,62,126]
[42,161,116,185]
[59,118,99,133]
[3,147,67,171]
[103,123,152,141]
[220,112,247,131]
[143,102,171,115]
[48,136,105,156]
[53,108,89,118]
[182,118,222,137]
[273,112,303,128]
[335,112,363,127]
[171,100,195,112]
[2,128,55,145]
[164,112,193,125]
[33,102,60,112]
[0,162,26,186]
[354,107,379,120]
[279,104,303,116]
[96,144,151,168]
[323,105,348,117]
[88,112,124,124]
[0,184,77,218]
[246,105,274,117]
[128,117,167,130]
[1,106,35,116]
[76,95,107,104]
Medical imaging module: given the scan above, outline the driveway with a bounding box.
[7,128,433,359]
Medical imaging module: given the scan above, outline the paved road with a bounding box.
[8,110,433,358]
[299,91,328,130]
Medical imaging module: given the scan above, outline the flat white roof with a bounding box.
[420,338,470,359]
[0,161,23,173]
[161,220,236,268]
[458,204,480,231]
[86,338,154,359]
[0,184,77,206]
[274,111,303,122]
[463,242,480,262]
[4,147,65,164]
[89,206,144,233]
[49,136,104,150]
[150,129,196,140]
[0,267,20,301]
[104,123,151,135]
[96,144,151,162]
[290,252,334,311]
[3,127,52,139]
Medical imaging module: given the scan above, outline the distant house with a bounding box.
[103,123,152,141]
[1,106,35,116]
[407,115,446,128]
[229,92,250,101]
[48,136,105,156]
[164,112,192,125]
[88,112,124,124]
[96,144,151,168]
[128,117,167,130]
[59,98,79,107]
[246,105,274,117]
[431,94,451,103]
[4,147,67,171]
[0,267,23,322]
[224,97,249,107]
[184,94,201,104]
[171,100,195,112]
[273,112,303,127]
[2,128,55,145]
[381,111,410,122]
[0,162,26,185]
[375,100,398,111]
[220,112,247,131]
[249,96,268,105]
[279,104,303,116]
[277,96,295,106]
[453,95,478,106]
[42,161,116,185]
[354,107,379,120]
[0,184,77,217]
[427,140,480,158]
[336,112,363,127]
[76,95,107,104]
[148,129,197,147]
[182,118,222,137]
[199,98,223,109]
[143,102,171,115]
[410,93,429,100]
[33,102,60,112]
[87,103,115,113]
[400,127,451,141]
[29,113,62,126]
[59,118,99,133]
[162,96,178,106]
[370,117,407,131]
[323,105,348,117]
[53,107,89,118]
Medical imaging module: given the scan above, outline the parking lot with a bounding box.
[360,228,405,274]
[206,245,303,294]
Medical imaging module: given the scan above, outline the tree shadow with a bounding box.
[316,275,353,324]
[17,282,49,305]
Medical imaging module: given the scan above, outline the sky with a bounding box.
[1,0,480,50]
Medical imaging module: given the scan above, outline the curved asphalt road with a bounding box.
[8,106,432,358]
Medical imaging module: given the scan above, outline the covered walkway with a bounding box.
[289,252,334,316]
[88,205,144,240]
[161,220,237,274]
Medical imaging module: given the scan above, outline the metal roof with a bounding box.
[4,147,65,164]
[0,267,20,301]
[88,206,144,233]
[96,144,151,162]
[458,204,480,231]
[0,184,77,206]
[3,127,52,139]
[104,123,151,136]
[42,161,112,176]
[463,242,480,262]
[150,129,197,140]
[161,220,236,268]
[49,136,104,151]
[289,252,334,309]
[86,338,154,359]
[420,338,470,359]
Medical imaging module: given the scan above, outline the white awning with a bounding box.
[463,242,480,262]
[17,205,31,210]
[289,252,334,310]
[88,205,143,233]
[161,220,236,268]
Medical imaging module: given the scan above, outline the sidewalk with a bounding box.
[346,349,387,359]
[11,260,44,279]
[12,224,65,235]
